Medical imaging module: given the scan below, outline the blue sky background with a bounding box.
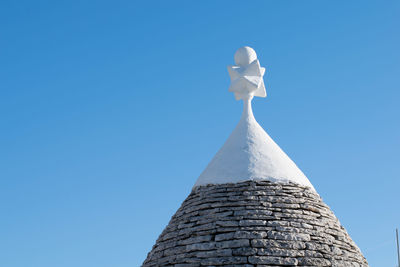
[1,1,399,266]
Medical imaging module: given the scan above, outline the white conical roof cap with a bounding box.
[194,47,315,191]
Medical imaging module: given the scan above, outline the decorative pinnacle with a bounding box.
[227,46,266,101]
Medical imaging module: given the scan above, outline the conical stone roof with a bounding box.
[142,47,368,266]
[143,181,367,266]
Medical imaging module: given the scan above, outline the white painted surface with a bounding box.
[194,47,315,191]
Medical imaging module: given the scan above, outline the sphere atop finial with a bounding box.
[234,46,257,66]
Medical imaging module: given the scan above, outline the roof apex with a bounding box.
[194,47,314,191]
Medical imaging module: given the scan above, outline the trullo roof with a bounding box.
[142,46,368,267]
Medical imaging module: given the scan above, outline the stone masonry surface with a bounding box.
[142,181,368,266]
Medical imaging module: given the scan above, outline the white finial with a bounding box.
[228,46,266,101]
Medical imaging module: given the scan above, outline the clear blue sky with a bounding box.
[1,1,399,266]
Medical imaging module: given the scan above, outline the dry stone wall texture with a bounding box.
[142,181,368,266]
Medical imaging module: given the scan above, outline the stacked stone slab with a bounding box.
[142,181,368,266]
